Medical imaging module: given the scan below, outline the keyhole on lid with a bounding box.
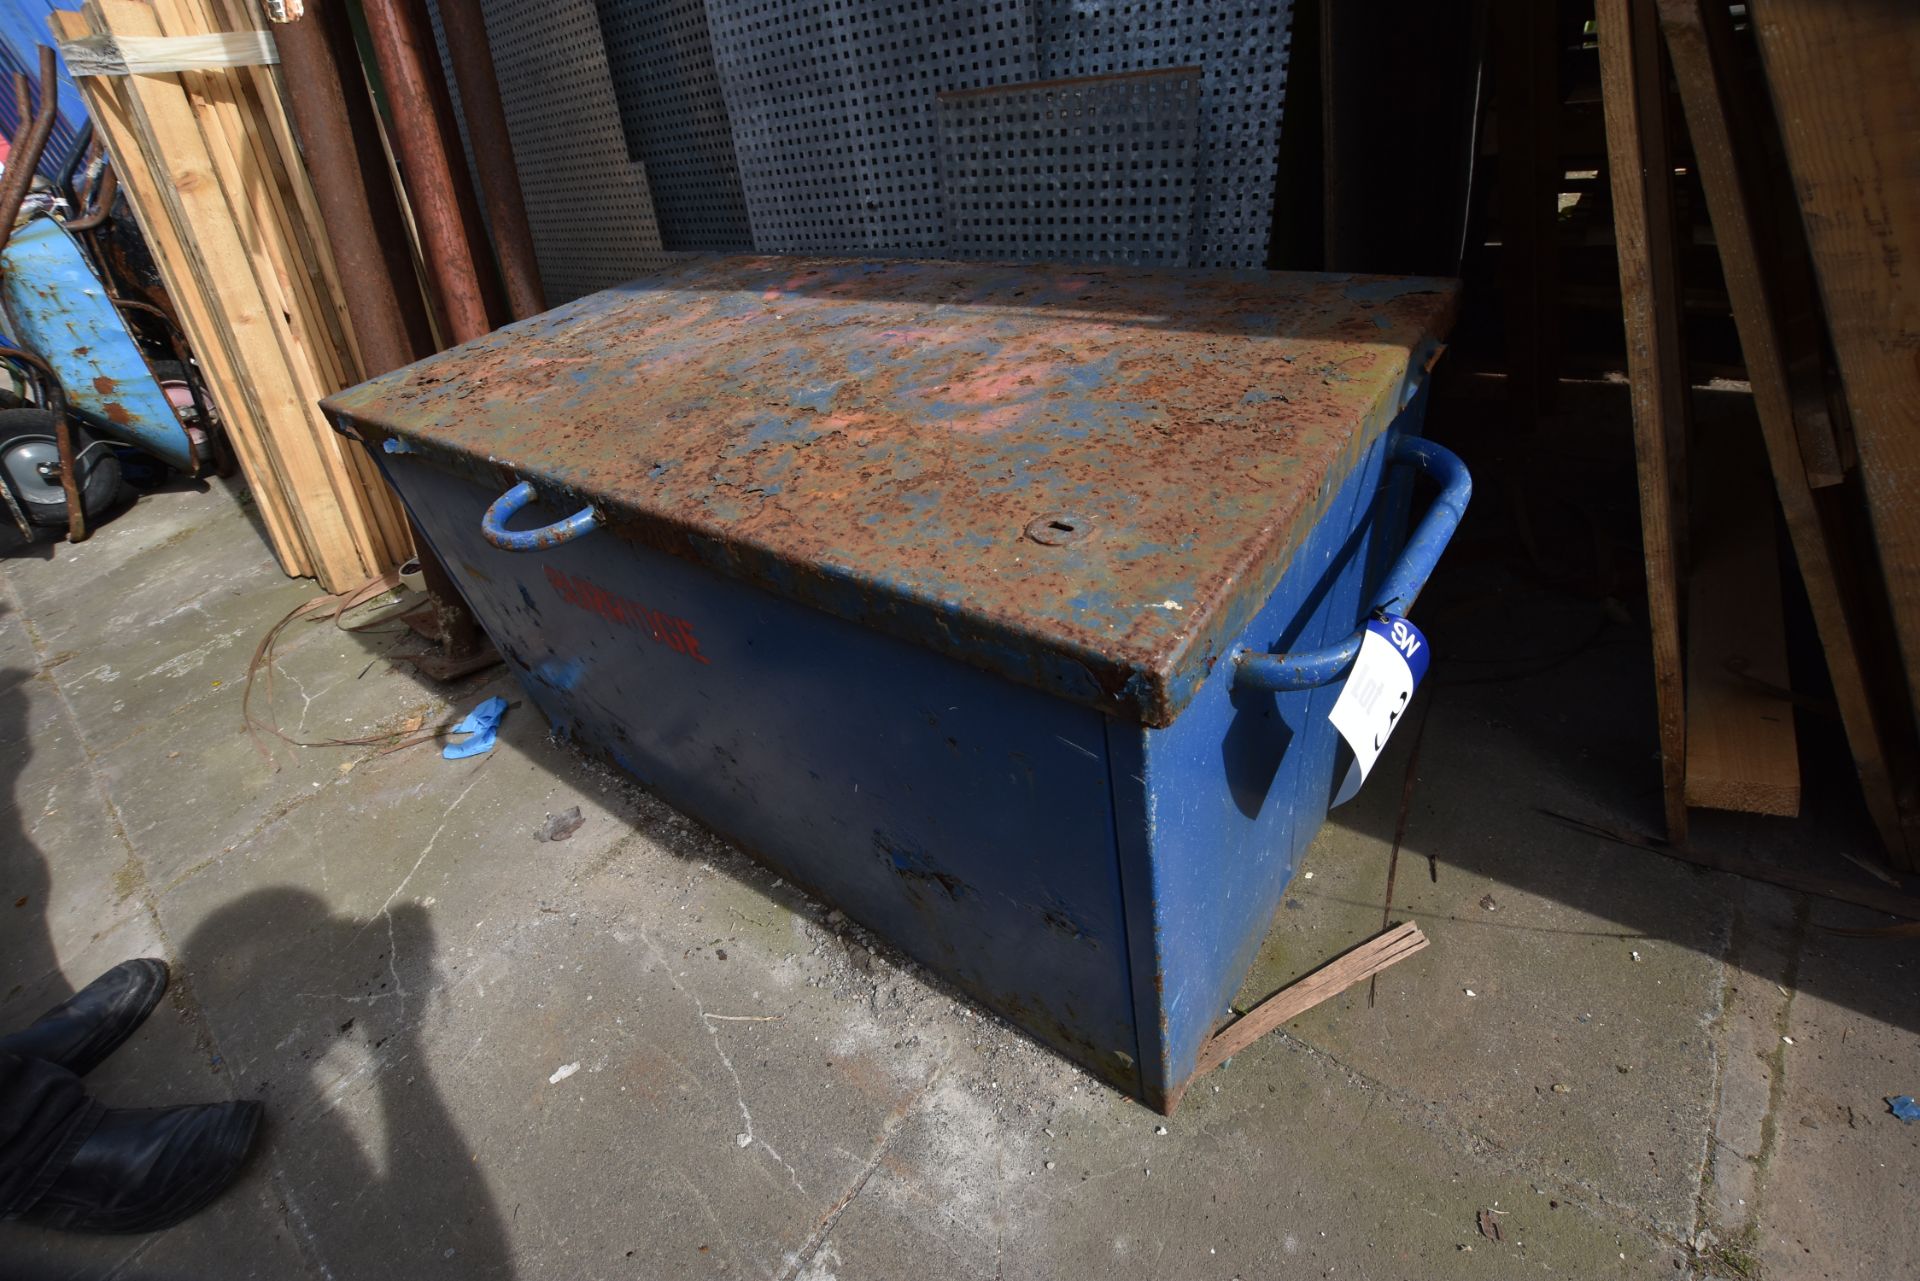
[1025,512,1095,546]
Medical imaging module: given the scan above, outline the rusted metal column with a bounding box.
[276,1,491,672]
[0,49,61,260]
[3,349,87,543]
[360,0,506,343]
[273,0,436,368]
[436,0,545,320]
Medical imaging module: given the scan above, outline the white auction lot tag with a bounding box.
[1328,614,1430,806]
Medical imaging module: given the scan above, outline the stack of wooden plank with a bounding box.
[1745,0,1920,852]
[1600,0,1920,868]
[51,0,412,591]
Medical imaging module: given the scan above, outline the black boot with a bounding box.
[22,1100,262,1234]
[0,960,170,1077]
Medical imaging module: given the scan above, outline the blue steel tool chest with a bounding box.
[325,256,1467,1111]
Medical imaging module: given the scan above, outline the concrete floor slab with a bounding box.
[0,1177,306,1281]
[0,763,145,993]
[0,608,84,792]
[1232,579,1734,1240]
[3,455,1917,1281]
[15,488,313,735]
[1757,898,1920,1279]
[2,483,256,599]
[0,901,166,1037]
[130,674,944,1280]
[820,1028,1689,1281]
[86,625,479,893]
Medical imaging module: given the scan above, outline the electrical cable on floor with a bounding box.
[1370,685,1436,1007]
[241,568,459,763]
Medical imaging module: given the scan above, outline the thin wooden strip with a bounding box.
[1193,923,1430,1077]
[51,7,311,578]
[1541,809,1920,921]
[1197,933,1429,1073]
[219,0,415,565]
[221,63,355,391]
[82,0,300,510]
[199,0,411,565]
[1598,0,1691,844]
[234,65,358,387]
[160,0,410,575]
[94,0,366,586]
[150,0,360,441]
[216,0,367,380]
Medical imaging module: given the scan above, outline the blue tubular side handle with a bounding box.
[481,481,600,552]
[1233,435,1471,692]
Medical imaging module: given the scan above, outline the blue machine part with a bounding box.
[371,391,1460,1110]
[332,257,1470,1110]
[381,447,1149,1094]
[0,216,196,471]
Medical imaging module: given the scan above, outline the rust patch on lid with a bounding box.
[329,256,1457,724]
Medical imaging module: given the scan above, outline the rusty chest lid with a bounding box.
[325,256,1456,726]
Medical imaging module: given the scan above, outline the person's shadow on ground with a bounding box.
[177,888,514,1279]
[3,606,511,1277]
[1,659,70,1013]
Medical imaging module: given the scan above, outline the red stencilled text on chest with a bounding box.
[544,566,711,665]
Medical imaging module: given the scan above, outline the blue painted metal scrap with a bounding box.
[0,216,196,471]
[325,255,1466,1110]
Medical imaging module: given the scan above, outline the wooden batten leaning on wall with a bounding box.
[52,1,412,592]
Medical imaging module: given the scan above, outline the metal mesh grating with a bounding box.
[1033,0,1294,269]
[704,0,1039,254]
[595,0,754,250]
[937,68,1201,266]
[473,0,671,303]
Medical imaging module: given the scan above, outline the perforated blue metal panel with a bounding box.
[705,0,1038,253]
[469,0,672,302]
[1034,0,1296,268]
[936,67,1202,266]
[595,0,754,250]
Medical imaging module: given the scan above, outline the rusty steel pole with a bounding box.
[275,1,491,672]
[0,48,61,261]
[436,0,545,320]
[273,0,435,371]
[360,0,507,344]
[0,51,86,542]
